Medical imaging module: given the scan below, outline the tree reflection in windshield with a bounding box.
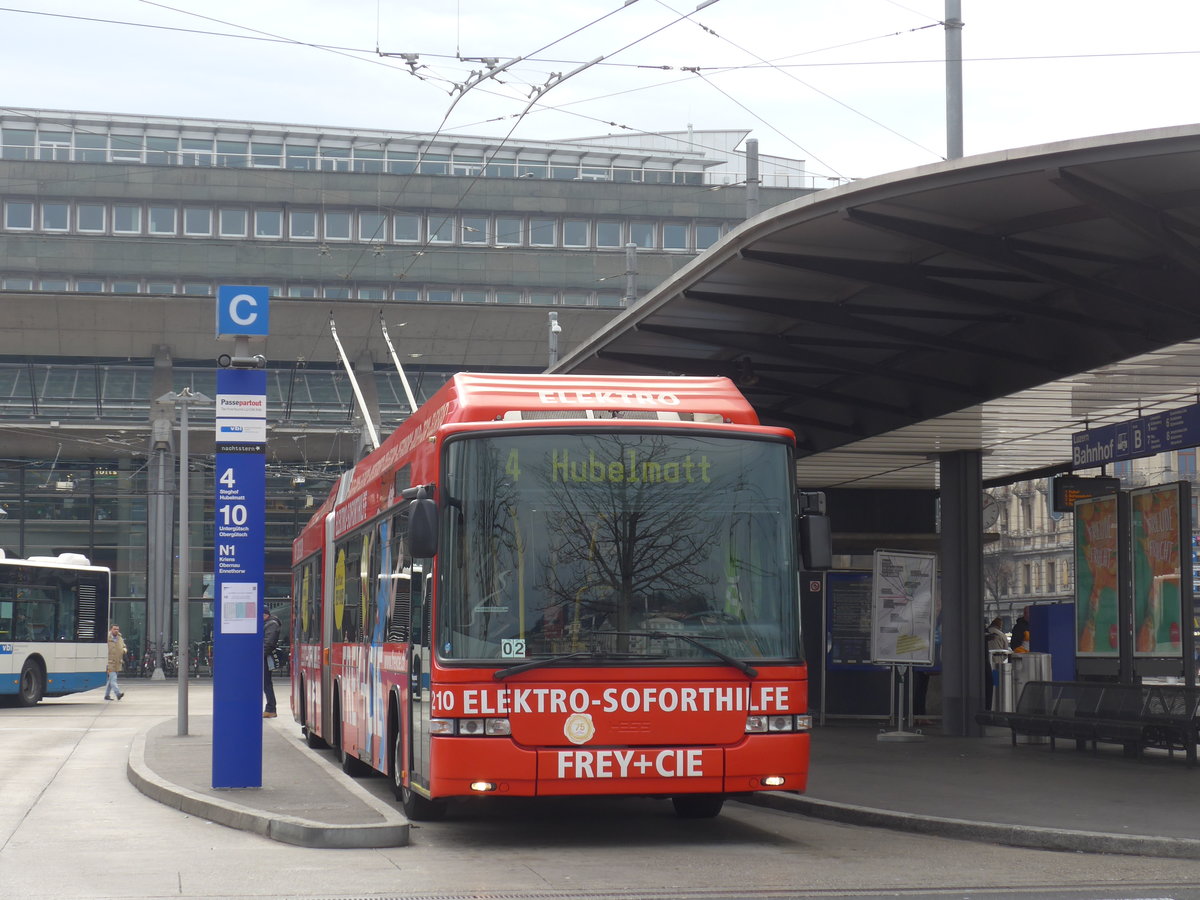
[440,431,799,663]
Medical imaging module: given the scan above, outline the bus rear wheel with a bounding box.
[672,794,725,818]
[16,659,44,707]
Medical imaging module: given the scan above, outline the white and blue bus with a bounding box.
[0,552,110,706]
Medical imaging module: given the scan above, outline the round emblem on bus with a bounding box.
[564,713,595,745]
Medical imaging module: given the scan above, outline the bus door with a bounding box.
[408,561,433,792]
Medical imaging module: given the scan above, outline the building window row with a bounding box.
[0,275,626,307]
[0,126,707,184]
[0,198,726,252]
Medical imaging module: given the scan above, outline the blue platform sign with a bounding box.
[212,368,267,789]
[216,285,270,339]
[1073,401,1200,468]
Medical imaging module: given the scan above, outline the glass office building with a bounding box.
[0,107,814,670]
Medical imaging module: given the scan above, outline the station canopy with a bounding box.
[554,125,1200,490]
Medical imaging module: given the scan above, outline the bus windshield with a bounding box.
[439,430,800,664]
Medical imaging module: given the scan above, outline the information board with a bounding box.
[1073,401,1200,467]
[825,571,881,669]
[870,549,936,666]
[211,366,267,789]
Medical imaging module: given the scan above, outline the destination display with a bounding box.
[1072,401,1200,467]
[1052,475,1120,512]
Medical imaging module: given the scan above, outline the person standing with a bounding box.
[985,617,1010,710]
[262,607,281,718]
[105,624,126,701]
[1010,615,1031,653]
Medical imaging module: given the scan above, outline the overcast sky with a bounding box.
[4,0,1200,181]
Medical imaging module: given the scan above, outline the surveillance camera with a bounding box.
[217,354,267,369]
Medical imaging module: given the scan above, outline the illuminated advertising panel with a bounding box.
[1075,495,1120,657]
[1130,484,1185,659]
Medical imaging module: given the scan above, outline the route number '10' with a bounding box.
[219,504,248,526]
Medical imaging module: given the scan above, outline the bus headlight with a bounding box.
[745,715,812,734]
[435,717,511,736]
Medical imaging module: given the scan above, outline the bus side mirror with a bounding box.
[409,496,439,558]
[799,514,832,571]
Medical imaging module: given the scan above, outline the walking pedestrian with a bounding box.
[105,624,126,701]
[262,607,281,718]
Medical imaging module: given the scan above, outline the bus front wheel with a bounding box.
[392,732,446,821]
[672,794,725,818]
[16,659,44,707]
[401,784,447,822]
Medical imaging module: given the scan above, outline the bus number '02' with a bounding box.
[219,504,248,526]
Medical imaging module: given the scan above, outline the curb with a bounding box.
[739,792,1200,860]
[127,722,409,849]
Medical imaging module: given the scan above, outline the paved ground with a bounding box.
[128,683,1200,858]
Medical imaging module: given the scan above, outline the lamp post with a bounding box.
[157,387,212,736]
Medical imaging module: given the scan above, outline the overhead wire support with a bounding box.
[349,1,654,285]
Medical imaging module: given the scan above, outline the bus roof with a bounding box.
[439,373,760,425]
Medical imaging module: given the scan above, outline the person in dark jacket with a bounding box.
[985,618,1010,710]
[262,607,281,718]
[1010,615,1031,653]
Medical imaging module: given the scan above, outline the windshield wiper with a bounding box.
[493,650,594,680]
[589,630,759,678]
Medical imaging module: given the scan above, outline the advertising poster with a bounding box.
[870,550,936,666]
[1130,484,1184,658]
[1075,495,1120,657]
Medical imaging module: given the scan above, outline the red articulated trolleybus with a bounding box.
[290,373,831,820]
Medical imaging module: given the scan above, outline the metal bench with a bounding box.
[975,680,1200,766]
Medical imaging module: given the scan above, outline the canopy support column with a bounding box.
[939,450,985,736]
